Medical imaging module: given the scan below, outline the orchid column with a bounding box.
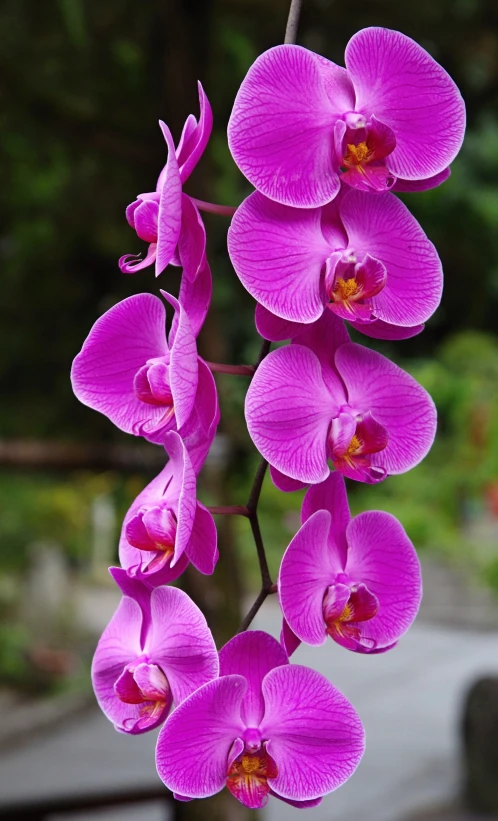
[71,0,465,815]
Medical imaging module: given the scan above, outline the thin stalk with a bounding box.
[191,198,237,217]
[206,361,255,376]
[284,0,303,44]
[209,505,249,517]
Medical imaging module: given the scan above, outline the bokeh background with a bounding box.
[1,1,498,819]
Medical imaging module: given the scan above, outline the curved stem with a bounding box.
[284,0,303,44]
[206,361,255,376]
[191,198,237,217]
[239,589,269,632]
[209,505,249,517]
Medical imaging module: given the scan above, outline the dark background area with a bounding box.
[1,0,497,439]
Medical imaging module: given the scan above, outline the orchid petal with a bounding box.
[270,465,308,493]
[219,631,288,727]
[346,27,465,180]
[91,597,143,732]
[260,665,365,801]
[177,194,206,283]
[184,501,218,575]
[170,261,212,342]
[228,192,328,323]
[292,310,349,398]
[345,511,422,649]
[302,472,350,566]
[71,294,168,435]
[280,618,301,657]
[279,510,334,646]
[161,291,198,430]
[177,358,220,474]
[118,462,190,587]
[119,244,158,275]
[108,568,152,643]
[255,304,306,342]
[163,431,196,567]
[392,167,450,192]
[335,343,437,474]
[177,82,213,184]
[349,318,424,340]
[156,122,182,276]
[245,345,334,484]
[228,45,340,208]
[340,190,443,327]
[133,199,159,243]
[156,676,246,798]
[145,587,219,706]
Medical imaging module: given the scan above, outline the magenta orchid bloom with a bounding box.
[120,82,212,278]
[228,28,465,206]
[228,188,441,339]
[71,289,219,470]
[245,311,437,485]
[119,430,218,584]
[156,630,364,808]
[92,571,218,735]
[279,473,422,655]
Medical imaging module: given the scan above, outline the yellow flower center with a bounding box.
[343,141,372,167]
[347,434,361,455]
[241,754,263,774]
[334,277,359,301]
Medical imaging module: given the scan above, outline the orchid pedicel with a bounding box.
[71,0,465,811]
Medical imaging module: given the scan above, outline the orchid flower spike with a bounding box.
[120,82,212,278]
[228,28,465,206]
[245,311,437,486]
[71,290,219,471]
[279,473,422,655]
[156,631,364,808]
[229,187,442,340]
[119,431,218,584]
[92,571,218,734]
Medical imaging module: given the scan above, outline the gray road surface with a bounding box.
[1,599,497,821]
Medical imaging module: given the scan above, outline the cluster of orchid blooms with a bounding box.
[71,25,465,812]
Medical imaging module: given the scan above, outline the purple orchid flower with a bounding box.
[119,82,212,278]
[279,473,422,655]
[71,288,219,471]
[245,311,437,485]
[119,430,218,584]
[156,630,364,808]
[92,570,219,735]
[228,28,465,207]
[228,187,441,339]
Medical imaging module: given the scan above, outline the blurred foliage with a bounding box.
[0,470,141,573]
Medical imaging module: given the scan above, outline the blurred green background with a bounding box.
[1,0,498,695]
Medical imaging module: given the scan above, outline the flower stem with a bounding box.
[209,505,249,516]
[284,0,303,44]
[191,198,237,217]
[206,361,255,376]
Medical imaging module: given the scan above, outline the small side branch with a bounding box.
[191,198,237,217]
[206,361,255,377]
[208,505,249,517]
[239,589,270,632]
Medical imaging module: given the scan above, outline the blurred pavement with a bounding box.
[1,594,498,821]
